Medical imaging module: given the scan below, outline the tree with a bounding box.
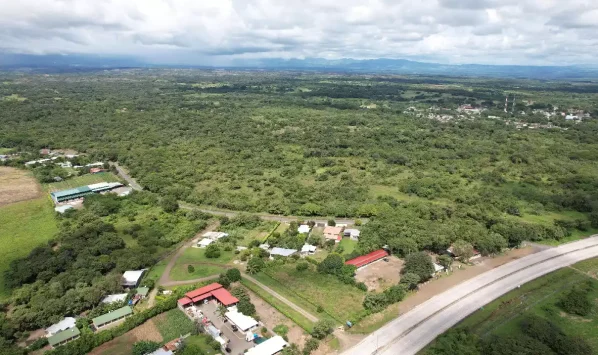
[246,257,265,274]
[388,237,418,257]
[437,254,453,270]
[317,253,344,274]
[225,268,241,282]
[311,319,335,339]
[132,341,160,355]
[237,299,256,316]
[187,265,195,273]
[217,274,231,288]
[475,233,507,255]
[327,219,336,226]
[363,293,388,312]
[303,338,320,355]
[204,244,221,259]
[296,262,309,271]
[399,273,420,290]
[402,252,434,282]
[452,240,474,261]
[160,195,179,213]
[558,284,593,316]
[427,329,481,355]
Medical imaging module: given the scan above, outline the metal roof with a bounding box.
[136,287,150,297]
[51,186,91,199]
[92,306,132,327]
[46,317,76,336]
[345,249,389,268]
[47,327,80,347]
[270,247,297,257]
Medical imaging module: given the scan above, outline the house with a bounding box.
[270,248,298,257]
[122,269,146,288]
[0,155,7,161]
[197,238,214,248]
[246,336,288,355]
[323,226,344,242]
[446,245,481,261]
[433,263,445,276]
[101,293,128,304]
[225,307,258,332]
[202,232,229,240]
[147,349,173,355]
[297,225,311,234]
[54,205,74,214]
[88,182,123,193]
[46,317,76,337]
[92,306,133,330]
[177,283,239,309]
[301,244,317,255]
[90,167,106,174]
[259,244,270,250]
[48,327,80,348]
[49,182,123,203]
[345,249,389,269]
[343,229,360,240]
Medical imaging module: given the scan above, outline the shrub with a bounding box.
[132,341,160,355]
[187,265,195,273]
[399,273,420,290]
[296,262,309,271]
[402,251,434,282]
[226,268,242,282]
[247,257,266,274]
[238,299,257,317]
[317,253,344,274]
[558,283,593,316]
[363,293,388,312]
[273,324,289,336]
[205,244,221,258]
[303,338,320,355]
[312,320,334,339]
[356,282,368,291]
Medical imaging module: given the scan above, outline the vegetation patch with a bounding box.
[153,309,196,342]
[44,172,121,192]
[0,167,42,206]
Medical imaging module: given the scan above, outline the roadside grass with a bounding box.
[506,210,597,246]
[175,247,235,265]
[154,309,196,342]
[424,257,598,353]
[256,263,366,323]
[0,197,58,299]
[183,334,217,354]
[170,264,226,281]
[349,302,401,334]
[44,172,121,191]
[240,277,315,333]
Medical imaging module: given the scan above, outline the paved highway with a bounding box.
[344,236,598,355]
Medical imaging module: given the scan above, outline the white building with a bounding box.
[343,229,360,240]
[297,225,311,234]
[122,270,146,287]
[202,232,229,240]
[246,336,288,355]
[432,263,445,276]
[270,248,297,257]
[54,205,74,214]
[225,307,258,332]
[301,245,317,255]
[101,293,128,304]
[197,238,214,248]
[46,317,76,337]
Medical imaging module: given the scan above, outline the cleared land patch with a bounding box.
[88,318,163,355]
[0,167,42,206]
[44,172,121,192]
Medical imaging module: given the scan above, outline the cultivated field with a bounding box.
[44,172,121,192]
[89,318,163,355]
[0,167,42,206]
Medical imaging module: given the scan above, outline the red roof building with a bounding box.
[345,249,389,268]
[178,283,239,308]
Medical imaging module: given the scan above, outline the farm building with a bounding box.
[46,317,76,337]
[297,225,311,234]
[54,205,74,214]
[49,181,124,203]
[48,327,80,348]
[246,336,288,355]
[202,231,229,240]
[177,283,239,309]
[101,293,128,304]
[323,226,344,242]
[225,307,258,332]
[270,247,297,257]
[301,244,317,255]
[92,306,133,330]
[197,238,214,248]
[344,229,360,240]
[122,269,146,288]
[345,249,390,269]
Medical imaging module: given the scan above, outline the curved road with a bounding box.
[344,235,598,355]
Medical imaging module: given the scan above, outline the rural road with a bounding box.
[343,235,598,355]
[110,162,143,191]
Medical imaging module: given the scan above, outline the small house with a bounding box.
[136,287,150,298]
[343,229,360,240]
[122,270,146,288]
[202,232,229,240]
[270,247,297,257]
[301,244,317,255]
[90,167,106,174]
[177,283,239,309]
[46,317,76,337]
[323,226,343,242]
[48,327,80,348]
[101,293,128,304]
[246,336,288,355]
[92,306,133,330]
[297,225,311,234]
[197,238,214,248]
[259,244,270,250]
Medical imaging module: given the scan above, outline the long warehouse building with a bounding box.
[50,182,123,203]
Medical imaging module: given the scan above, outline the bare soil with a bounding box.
[88,319,163,355]
[0,167,42,206]
[355,256,404,291]
[245,287,308,347]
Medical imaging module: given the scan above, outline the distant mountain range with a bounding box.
[1,53,597,80]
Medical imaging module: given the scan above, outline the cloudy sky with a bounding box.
[1,0,598,66]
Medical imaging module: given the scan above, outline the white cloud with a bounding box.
[1,0,598,65]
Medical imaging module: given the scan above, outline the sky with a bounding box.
[1,0,598,66]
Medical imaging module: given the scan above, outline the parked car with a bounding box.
[231,324,238,332]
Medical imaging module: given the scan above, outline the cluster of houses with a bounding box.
[44,269,149,349]
[178,283,289,355]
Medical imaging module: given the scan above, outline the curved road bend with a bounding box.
[344,235,598,355]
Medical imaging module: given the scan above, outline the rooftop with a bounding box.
[46,317,76,336]
[92,306,132,327]
[48,327,80,347]
[270,247,298,257]
[246,336,288,355]
[101,293,128,304]
[136,287,150,297]
[345,249,389,268]
[122,270,145,285]
[51,186,91,199]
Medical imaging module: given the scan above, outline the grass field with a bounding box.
[241,277,315,332]
[44,172,120,191]
[170,264,226,281]
[425,257,598,353]
[0,197,58,299]
[176,247,235,265]
[338,238,358,256]
[255,264,367,323]
[169,247,234,281]
[184,334,218,354]
[154,309,196,341]
[0,167,42,206]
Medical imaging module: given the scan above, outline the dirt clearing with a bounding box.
[0,167,42,207]
[355,256,404,291]
[88,319,163,355]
